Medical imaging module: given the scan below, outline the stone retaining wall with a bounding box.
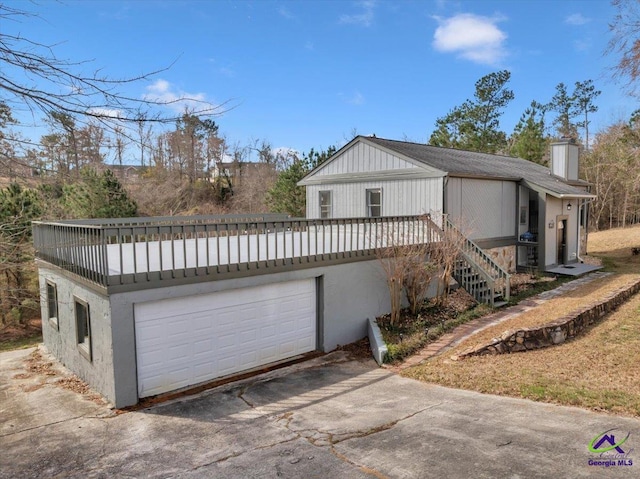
[453,278,640,360]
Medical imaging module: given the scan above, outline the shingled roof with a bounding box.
[364,136,593,198]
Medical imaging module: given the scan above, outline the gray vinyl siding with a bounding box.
[313,142,417,175]
[446,178,516,240]
[306,178,443,219]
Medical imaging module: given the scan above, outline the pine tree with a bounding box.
[62,168,137,218]
[265,146,336,217]
[509,102,547,164]
[429,70,514,153]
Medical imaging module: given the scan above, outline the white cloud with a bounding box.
[278,6,295,20]
[143,79,211,113]
[339,91,365,105]
[348,91,365,105]
[87,107,123,119]
[219,67,235,78]
[432,13,507,65]
[573,39,591,52]
[565,13,590,26]
[339,0,375,27]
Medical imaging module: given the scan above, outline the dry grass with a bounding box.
[458,274,640,349]
[403,226,640,417]
[587,224,640,273]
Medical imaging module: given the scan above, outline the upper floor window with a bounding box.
[366,188,382,217]
[319,191,332,218]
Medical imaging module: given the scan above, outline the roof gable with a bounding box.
[299,137,444,185]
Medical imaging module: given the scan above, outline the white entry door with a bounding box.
[134,278,316,397]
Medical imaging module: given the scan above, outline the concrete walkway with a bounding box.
[2,346,639,478]
[397,271,612,369]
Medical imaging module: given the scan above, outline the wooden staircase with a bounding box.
[424,214,511,308]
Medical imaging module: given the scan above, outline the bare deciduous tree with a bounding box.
[607,0,640,97]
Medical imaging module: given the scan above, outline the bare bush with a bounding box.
[426,212,467,306]
[376,219,438,324]
[403,247,436,315]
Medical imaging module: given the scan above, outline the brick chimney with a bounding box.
[550,137,579,181]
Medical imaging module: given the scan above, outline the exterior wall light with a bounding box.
[567,202,572,211]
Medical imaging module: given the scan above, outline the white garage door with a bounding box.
[134,278,316,398]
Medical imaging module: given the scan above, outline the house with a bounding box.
[210,161,276,188]
[104,164,147,181]
[299,135,597,273]
[33,136,596,409]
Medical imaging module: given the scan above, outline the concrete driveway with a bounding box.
[1,347,639,478]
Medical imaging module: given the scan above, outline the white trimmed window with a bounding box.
[319,190,332,218]
[46,281,58,331]
[366,188,382,217]
[75,298,92,361]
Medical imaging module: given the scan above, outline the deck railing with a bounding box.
[33,215,438,291]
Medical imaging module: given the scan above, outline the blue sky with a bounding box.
[5,0,634,162]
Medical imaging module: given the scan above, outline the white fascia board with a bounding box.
[522,180,596,200]
[299,168,445,186]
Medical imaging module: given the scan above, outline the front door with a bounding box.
[556,217,568,265]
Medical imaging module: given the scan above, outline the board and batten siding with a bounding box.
[312,141,417,176]
[306,178,443,219]
[446,178,516,240]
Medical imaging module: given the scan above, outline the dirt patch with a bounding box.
[0,318,42,341]
[56,377,107,404]
[13,348,108,405]
[337,337,371,360]
[508,273,556,295]
[0,318,42,351]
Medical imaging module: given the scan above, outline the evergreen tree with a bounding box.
[574,80,601,150]
[0,183,42,323]
[548,82,579,139]
[62,168,137,218]
[509,101,547,164]
[429,70,514,153]
[265,146,336,217]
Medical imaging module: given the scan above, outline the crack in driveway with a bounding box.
[270,398,444,478]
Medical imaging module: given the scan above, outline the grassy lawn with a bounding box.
[403,224,640,417]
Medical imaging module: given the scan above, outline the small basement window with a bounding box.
[75,298,92,361]
[319,190,332,218]
[366,188,382,217]
[46,281,59,331]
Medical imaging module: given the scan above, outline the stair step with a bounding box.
[492,300,508,308]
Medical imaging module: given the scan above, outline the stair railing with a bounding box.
[443,216,511,302]
[421,213,511,306]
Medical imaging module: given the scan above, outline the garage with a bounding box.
[134,278,317,397]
